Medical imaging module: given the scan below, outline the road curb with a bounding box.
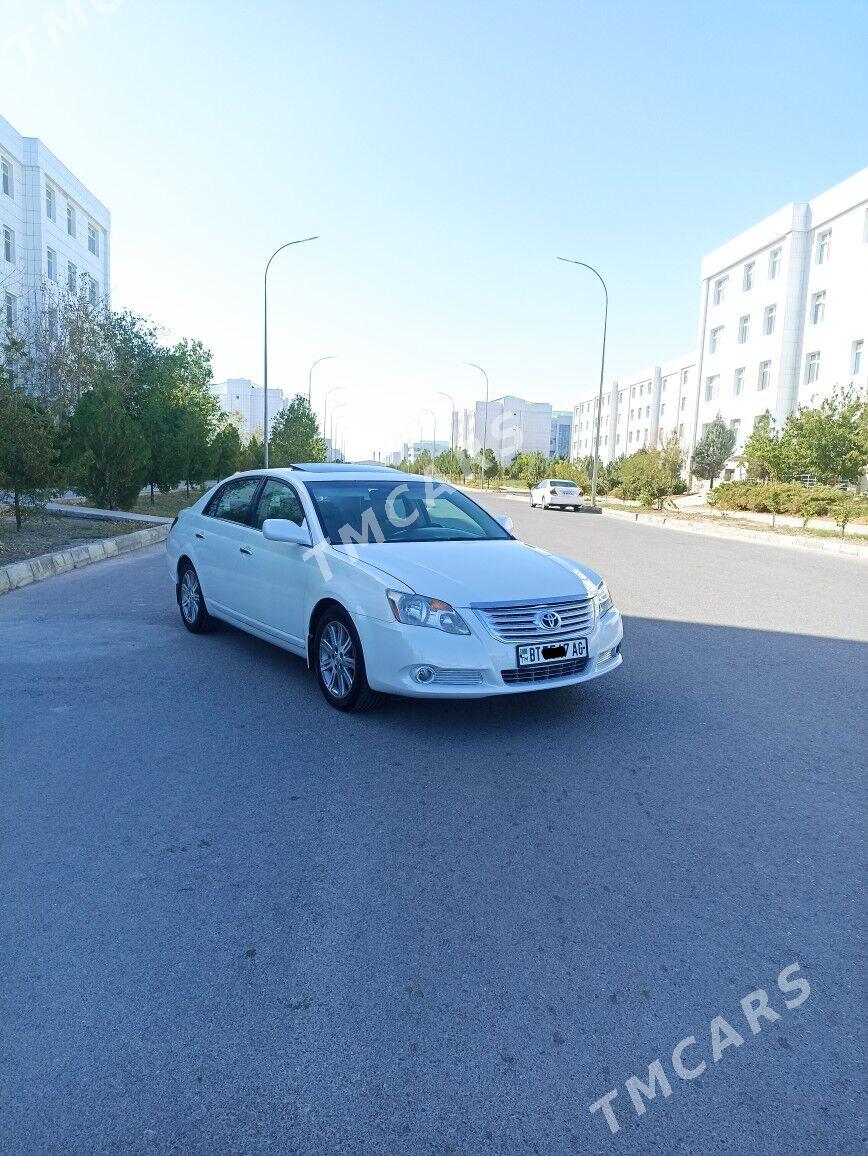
[460,484,868,560]
[0,524,170,597]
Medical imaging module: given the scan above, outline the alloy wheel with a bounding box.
[319,620,356,699]
[180,569,200,623]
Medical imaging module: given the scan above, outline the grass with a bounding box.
[0,513,148,567]
[129,487,208,518]
[598,498,866,541]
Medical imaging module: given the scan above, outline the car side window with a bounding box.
[205,477,262,525]
[252,479,305,531]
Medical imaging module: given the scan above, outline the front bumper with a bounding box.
[354,607,623,698]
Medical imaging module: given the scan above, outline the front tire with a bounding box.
[313,608,383,712]
[178,562,217,634]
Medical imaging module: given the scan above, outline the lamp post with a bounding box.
[436,390,456,470]
[263,235,318,467]
[330,402,348,461]
[421,408,437,475]
[308,355,336,406]
[557,257,608,508]
[464,362,490,488]
[322,385,344,446]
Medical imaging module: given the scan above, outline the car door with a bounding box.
[247,478,312,649]
[197,476,264,620]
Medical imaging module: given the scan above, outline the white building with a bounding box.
[571,354,696,465]
[691,167,867,474]
[0,112,110,329]
[211,378,285,440]
[459,396,553,465]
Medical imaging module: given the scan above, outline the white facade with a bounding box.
[550,410,573,458]
[692,167,867,471]
[211,378,285,440]
[0,112,110,329]
[571,355,695,465]
[459,396,553,465]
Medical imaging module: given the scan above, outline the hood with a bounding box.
[332,539,602,606]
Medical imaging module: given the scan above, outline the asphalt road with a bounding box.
[2,500,866,1154]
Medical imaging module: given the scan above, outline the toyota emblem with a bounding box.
[536,610,562,631]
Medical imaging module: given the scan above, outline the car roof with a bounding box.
[227,463,411,484]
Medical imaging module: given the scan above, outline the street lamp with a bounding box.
[308,355,336,406]
[330,401,348,460]
[464,362,490,487]
[263,235,318,467]
[436,390,456,467]
[322,385,344,443]
[421,408,437,475]
[557,257,608,508]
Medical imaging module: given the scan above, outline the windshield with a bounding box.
[305,479,513,544]
[549,479,578,488]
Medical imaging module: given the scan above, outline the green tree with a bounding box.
[741,412,793,483]
[268,395,326,466]
[472,447,499,486]
[211,422,243,478]
[241,434,264,471]
[65,380,149,510]
[783,389,868,484]
[518,451,550,487]
[658,431,685,495]
[692,415,737,489]
[132,352,184,503]
[0,369,58,530]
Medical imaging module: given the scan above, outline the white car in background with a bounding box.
[530,478,585,510]
[166,465,622,712]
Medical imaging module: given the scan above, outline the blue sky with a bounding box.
[3,0,866,458]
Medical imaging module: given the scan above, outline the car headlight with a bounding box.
[386,590,471,635]
[595,581,614,617]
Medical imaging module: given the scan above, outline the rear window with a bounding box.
[550,480,578,488]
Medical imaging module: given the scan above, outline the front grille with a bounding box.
[473,597,594,642]
[430,668,485,686]
[501,657,590,685]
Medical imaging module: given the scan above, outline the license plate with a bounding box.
[517,637,587,666]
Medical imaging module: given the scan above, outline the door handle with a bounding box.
[195,531,205,540]
[239,546,253,555]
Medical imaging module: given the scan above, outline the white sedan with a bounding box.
[166,465,622,712]
[530,478,585,510]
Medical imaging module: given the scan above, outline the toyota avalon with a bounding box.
[166,464,623,711]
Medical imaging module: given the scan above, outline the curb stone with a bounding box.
[0,524,170,596]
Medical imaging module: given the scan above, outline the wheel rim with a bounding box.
[180,570,200,622]
[319,621,356,699]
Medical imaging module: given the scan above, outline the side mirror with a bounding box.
[496,513,514,534]
[262,518,312,547]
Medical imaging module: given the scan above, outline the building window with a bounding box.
[816,229,831,264]
[678,424,684,438]
[737,315,750,343]
[88,277,98,306]
[713,276,728,305]
[45,184,56,221]
[733,367,745,397]
[681,368,689,386]
[88,223,99,256]
[1,158,12,198]
[730,418,741,437]
[47,247,57,281]
[3,226,15,265]
[805,351,820,385]
[705,375,719,401]
[67,203,76,237]
[660,403,666,416]
[768,248,781,279]
[810,290,825,325]
[680,396,686,411]
[67,261,78,291]
[631,386,636,398]
[763,304,776,335]
[853,339,863,376]
[709,326,723,353]
[4,292,15,327]
[743,262,754,291]
[758,361,771,391]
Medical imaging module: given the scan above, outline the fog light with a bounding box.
[598,648,613,664]
[414,666,436,684]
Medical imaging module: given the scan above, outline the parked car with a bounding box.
[166,465,622,711]
[530,478,585,510]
